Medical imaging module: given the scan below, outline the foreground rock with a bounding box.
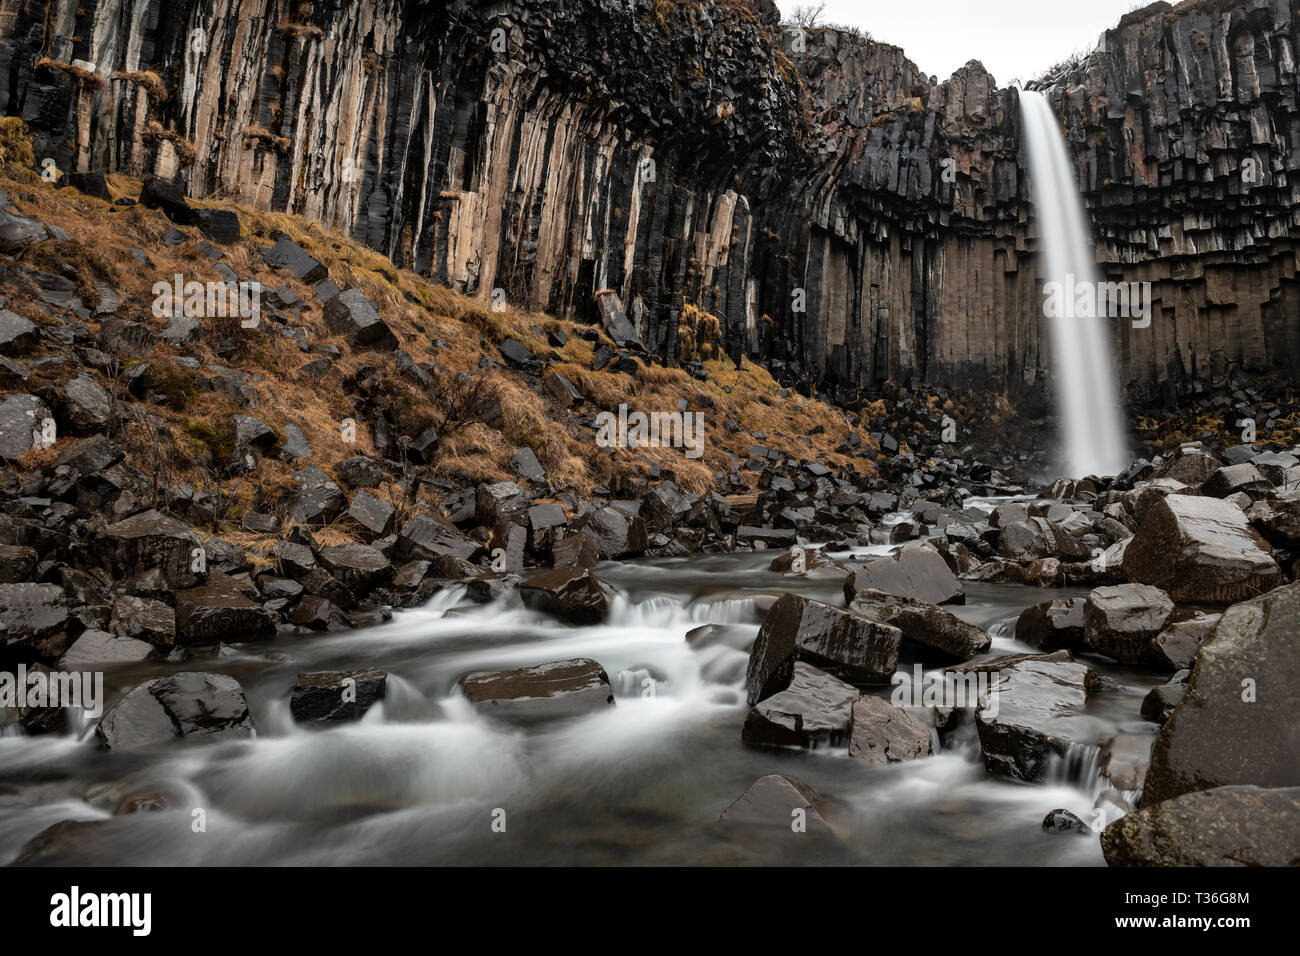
[290,669,388,722]
[518,566,616,624]
[1122,495,1282,604]
[975,660,1103,781]
[741,661,859,748]
[1101,785,1300,866]
[458,658,614,723]
[718,774,834,836]
[843,543,964,605]
[1144,582,1300,804]
[848,696,933,765]
[174,573,277,644]
[746,594,901,705]
[96,672,254,750]
[1015,598,1085,651]
[847,588,990,661]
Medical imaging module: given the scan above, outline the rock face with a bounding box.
[1144,582,1300,804]
[1122,495,1282,604]
[10,0,1295,401]
[1101,785,1300,867]
[95,672,254,750]
[458,658,615,724]
[746,594,901,705]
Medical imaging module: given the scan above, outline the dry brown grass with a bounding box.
[34,57,106,90]
[113,70,167,104]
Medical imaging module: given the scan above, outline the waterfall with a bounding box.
[1019,90,1130,478]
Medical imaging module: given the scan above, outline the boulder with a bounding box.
[57,374,112,431]
[58,629,155,669]
[97,510,205,589]
[0,309,39,355]
[746,594,901,705]
[741,661,859,748]
[262,235,327,283]
[1144,582,1300,804]
[108,596,175,647]
[0,393,50,461]
[317,542,392,591]
[1122,495,1282,604]
[0,583,69,662]
[173,573,277,644]
[847,696,933,765]
[1151,611,1220,670]
[975,659,1103,781]
[718,774,834,835]
[290,466,347,526]
[1015,598,1085,651]
[139,177,196,224]
[96,672,253,750]
[843,542,964,606]
[458,658,614,723]
[577,506,647,558]
[1101,785,1300,867]
[518,566,615,624]
[1082,583,1175,664]
[290,669,388,722]
[848,588,990,661]
[323,288,397,350]
[343,489,395,539]
[593,290,643,349]
[394,514,479,563]
[0,544,37,583]
[551,531,600,570]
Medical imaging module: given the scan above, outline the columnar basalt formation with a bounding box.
[1,0,1296,402]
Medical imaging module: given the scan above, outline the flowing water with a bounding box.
[0,532,1165,866]
[1020,90,1130,478]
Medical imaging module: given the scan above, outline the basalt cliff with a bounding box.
[1,0,1297,405]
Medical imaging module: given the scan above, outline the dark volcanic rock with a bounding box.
[1101,785,1300,867]
[1122,495,1282,604]
[97,510,205,589]
[742,661,860,749]
[847,587,990,661]
[847,696,933,765]
[718,774,834,835]
[0,583,69,662]
[323,288,397,349]
[1082,583,1174,664]
[1015,598,1086,651]
[96,672,253,750]
[174,573,277,645]
[290,669,388,722]
[458,658,614,723]
[1144,582,1300,804]
[518,566,615,624]
[843,543,964,606]
[746,594,901,705]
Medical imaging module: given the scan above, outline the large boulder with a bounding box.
[458,658,614,723]
[843,543,964,606]
[1122,495,1282,604]
[58,629,155,669]
[518,566,615,624]
[1082,583,1175,664]
[139,177,196,224]
[290,466,347,526]
[317,543,392,592]
[847,588,990,661]
[96,510,205,589]
[593,290,643,349]
[0,583,69,663]
[746,594,901,705]
[1144,582,1300,804]
[96,672,253,749]
[173,573,277,645]
[576,506,647,558]
[741,661,859,748]
[323,288,397,350]
[394,514,479,562]
[290,669,388,722]
[975,659,1104,781]
[848,696,933,766]
[1101,785,1300,867]
[262,235,327,283]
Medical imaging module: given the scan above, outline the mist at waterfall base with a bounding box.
[1020,90,1131,479]
[0,527,1160,866]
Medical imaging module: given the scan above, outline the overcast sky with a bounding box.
[774,0,1145,86]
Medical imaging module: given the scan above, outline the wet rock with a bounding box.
[1145,582,1300,804]
[1015,598,1086,651]
[1151,611,1220,670]
[96,671,253,750]
[1082,583,1174,664]
[718,773,834,836]
[843,542,964,606]
[746,594,901,705]
[1151,445,1221,486]
[769,546,849,581]
[291,594,350,631]
[173,573,277,645]
[577,506,647,558]
[1101,731,1156,790]
[975,659,1103,781]
[848,588,990,661]
[343,489,395,539]
[498,338,539,369]
[1203,463,1271,499]
[108,596,175,647]
[742,661,860,748]
[0,583,69,662]
[317,542,392,591]
[458,658,615,723]
[196,208,240,244]
[847,695,933,765]
[1141,679,1187,724]
[552,531,600,569]
[476,480,529,528]
[97,509,205,589]
[290,669,388,722]
[0,544,37,583]
[58,629,154,669]
[1042,809,1090,834]
[290,466,347,526]
[518,566,615,624]
[1101,785,1300,867]
[323,288,397,350]
[1122,495,1282,604]
[394,514,479,563]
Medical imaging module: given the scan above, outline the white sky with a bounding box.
[775,0,1145,86]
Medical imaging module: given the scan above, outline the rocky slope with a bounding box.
[2,0,1295,410]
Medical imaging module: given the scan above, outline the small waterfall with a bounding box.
[1020,90,1129,478]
